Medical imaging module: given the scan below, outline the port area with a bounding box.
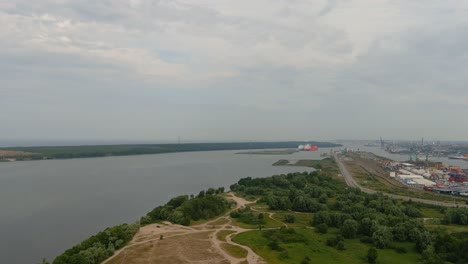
[339,150,468,205]
[382,140,468,161]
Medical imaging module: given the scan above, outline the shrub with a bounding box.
[283,214,296,223]
[367,247,378,264]
[315,223,328,234]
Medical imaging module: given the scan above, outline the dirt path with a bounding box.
[103,192,267,264]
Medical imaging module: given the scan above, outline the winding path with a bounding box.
[103,192,267,264]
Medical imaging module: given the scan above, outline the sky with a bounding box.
[1,0,468,144]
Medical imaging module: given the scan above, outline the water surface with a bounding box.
[0,149,323,264]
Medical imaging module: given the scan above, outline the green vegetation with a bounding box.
[443,208,468,225]
[140,188,231,226]
[230,206,267,226]
[366,247,378,263]
[271,212,312,227]
[233,229,421,264]
[273,158,339,173]
[230,160,468,264]
[53,223,140,264]
[6,141,340,160]
[217,230,236,242]
[220,243,248,258]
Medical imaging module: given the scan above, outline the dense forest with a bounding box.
[140,187,232,226]
[52,223,140,264]
[230,168,468,264]
[5,141,341,160]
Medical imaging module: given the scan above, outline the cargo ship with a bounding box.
[297,144,318,151]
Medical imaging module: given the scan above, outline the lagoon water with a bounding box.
[0,149,322,264]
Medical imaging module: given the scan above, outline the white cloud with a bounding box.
[1,0,468,141]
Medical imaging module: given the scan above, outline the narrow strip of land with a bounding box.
[333,153,468,208]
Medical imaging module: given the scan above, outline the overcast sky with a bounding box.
[1,0,467,143]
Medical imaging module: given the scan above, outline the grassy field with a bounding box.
[270,212,313,227]
[420,207,445,218]
[231,214,284,229]
[217,230,236,242]
[274,158,340,174]
[425,223,468,233]
[220,243,248,258]
[233,228,422,264]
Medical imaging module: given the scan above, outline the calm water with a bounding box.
[0,149,323,264]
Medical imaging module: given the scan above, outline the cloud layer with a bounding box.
[1,0,467,142]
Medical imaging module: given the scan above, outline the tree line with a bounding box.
[140,187,231,226]
[52,223,140,264]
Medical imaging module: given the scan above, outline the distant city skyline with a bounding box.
[2,1,468,141]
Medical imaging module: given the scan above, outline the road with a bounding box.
[333,153,468,208]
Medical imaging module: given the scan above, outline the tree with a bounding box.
[367,247,378,264]
[313,211,331,226]
[318,193,328,204]
[38,258,50,264]
[421,246,444,264]
[316,223,328,234]
[197,190,205,198]
[206,188,216,195]
[372,226,393,249]
[341,219,358,238]
[416,231,433,253]
[360,217,377,236]
[283,214,296,223]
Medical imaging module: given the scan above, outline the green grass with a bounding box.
[233,228,422,264]
[273,158,339,173]
[231,214,284,229]
[425,224,468,233]
[217,230,236,242]
[270,212,312,227]
[420,208,445,218]
[221,243,248,258]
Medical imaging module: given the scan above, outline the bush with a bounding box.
[326,235,344,248]
[283,214,296,223]
[301,256,311,264]
[367,247,378,264]
[315,223,328,234]
[336,240,345,250]
[268,241,283,251]
[341,219,358,238]
[279,250,289,259]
